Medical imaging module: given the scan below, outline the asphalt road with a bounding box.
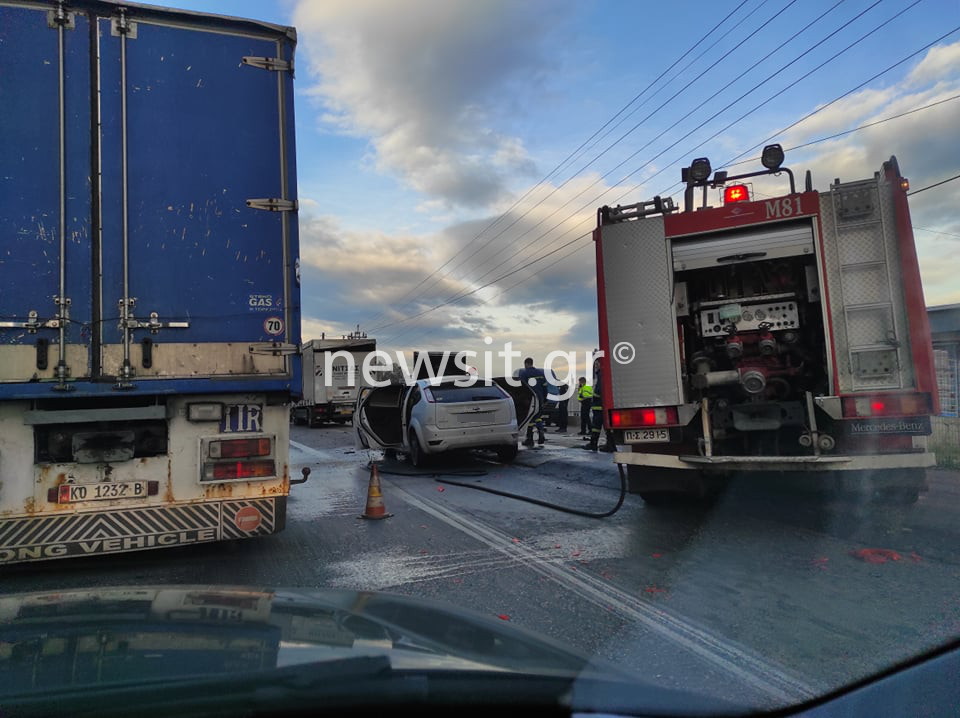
[3,423,959,711]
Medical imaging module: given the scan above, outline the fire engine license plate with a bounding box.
[58,481,149,503]
[624,429,669,443]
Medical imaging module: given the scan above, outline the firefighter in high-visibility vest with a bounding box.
[584,360,616,453]
[577,377,593,435]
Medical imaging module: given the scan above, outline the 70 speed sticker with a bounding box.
[263,317,284,336]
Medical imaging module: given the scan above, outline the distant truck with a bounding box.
[293,335,378,426]
[0,0,300,564]
[594,148,937,504]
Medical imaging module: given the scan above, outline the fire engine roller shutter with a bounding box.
[600,217,684,407]
[671,222,814,271]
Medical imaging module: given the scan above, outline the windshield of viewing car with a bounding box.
[1,0,959,717]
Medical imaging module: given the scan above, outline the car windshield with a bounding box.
[2,0,959,716]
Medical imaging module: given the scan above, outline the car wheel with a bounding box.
[497,444,518,464]
[408,428,427,468]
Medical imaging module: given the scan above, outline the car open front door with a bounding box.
[493,379,541,430]
[355,384,406,450]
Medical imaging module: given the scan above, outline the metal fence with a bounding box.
[932,416,960,450]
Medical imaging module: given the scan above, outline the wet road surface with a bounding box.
[3,423,959,710]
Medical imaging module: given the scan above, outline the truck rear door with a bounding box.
[0,5,94,384]
[96,11,296,381]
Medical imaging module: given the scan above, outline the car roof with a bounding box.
[418,375,498,387]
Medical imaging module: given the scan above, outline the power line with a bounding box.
[432,0,801,283]
[908,173,960,196]
[376,12,953,347]
[380,234,596,347]
[412,0,900,318]
[914,226,960,240]
[414,0,811,305]
[368,0,859,337]
[723,93,960,168]
[653,19,960,197]
[355,2,750,331]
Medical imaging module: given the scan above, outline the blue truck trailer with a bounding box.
[0,0,301,564]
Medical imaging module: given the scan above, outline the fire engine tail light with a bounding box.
[610,406,679,428]
[209,437,272,459]
[842,393,931,418]
[723,184,750,203]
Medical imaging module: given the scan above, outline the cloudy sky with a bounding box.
[174,0,959,374]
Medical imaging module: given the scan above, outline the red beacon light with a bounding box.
[723,184,750,203]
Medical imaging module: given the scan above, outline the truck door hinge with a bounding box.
[248,342,299,356]
[47,4,76,29]
[111,11,138,38]
[246,198,298,212]
[242,56,293,73]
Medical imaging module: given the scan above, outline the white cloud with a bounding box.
[906,42,960,86]
[292,0,563,208]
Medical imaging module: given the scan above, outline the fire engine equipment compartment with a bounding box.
[594,151,937,502]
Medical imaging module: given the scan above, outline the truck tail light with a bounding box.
[209,437,272,459]
[610,406,679,428]
[723,184,750,203]
[842,393,932,418]
[208,460,276,481]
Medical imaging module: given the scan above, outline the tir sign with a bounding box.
[724,184,750,203]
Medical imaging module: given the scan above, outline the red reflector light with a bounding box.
[610,406,679,427]
[211,460,276,480]
[724,184,750,203]
[842,393,931,418]
[210,437,271,459]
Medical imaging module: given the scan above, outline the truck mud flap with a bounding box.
[0,498,284,565]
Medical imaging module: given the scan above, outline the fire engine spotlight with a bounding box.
[761,144,785,171]
[689,157,712,182]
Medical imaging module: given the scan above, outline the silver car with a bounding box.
[354,377,540,466]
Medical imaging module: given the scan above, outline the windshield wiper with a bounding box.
[5,655,425,718]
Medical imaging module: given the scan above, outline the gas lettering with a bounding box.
[248,294,274,309]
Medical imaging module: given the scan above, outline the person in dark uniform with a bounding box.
[517,357,549,447]
[584,360,616,452]
[555,382,569,433]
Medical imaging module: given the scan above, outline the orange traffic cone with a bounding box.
[359,463,392,520]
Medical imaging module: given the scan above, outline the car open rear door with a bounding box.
[354,385,406,449]
[493,379,541,429]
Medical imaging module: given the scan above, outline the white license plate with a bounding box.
[58,481,149,503]
[624,428,669,443]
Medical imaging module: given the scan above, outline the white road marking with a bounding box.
[289,439,347,464]
[386,479,818,703]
